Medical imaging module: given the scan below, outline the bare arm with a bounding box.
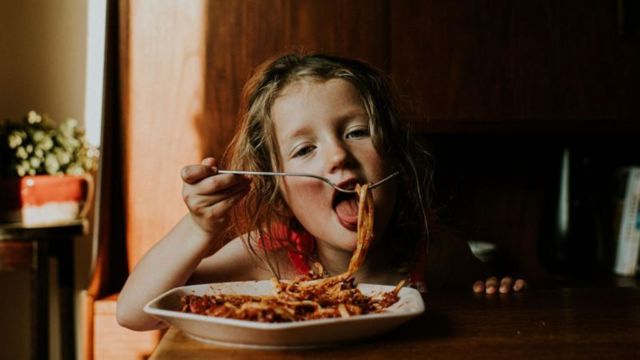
[116,215,216,330]
[116,157,252,331]
[116,221,290,331]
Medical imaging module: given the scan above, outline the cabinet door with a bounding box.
[391,0,640,132]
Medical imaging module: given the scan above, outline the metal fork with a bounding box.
[217,170,400,193]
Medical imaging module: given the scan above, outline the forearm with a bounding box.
[116,214,218,331]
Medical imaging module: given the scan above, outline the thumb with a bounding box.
[201,157,218,168]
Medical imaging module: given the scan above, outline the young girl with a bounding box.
[117,53,525,331]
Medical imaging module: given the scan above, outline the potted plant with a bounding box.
[0,111,98,225]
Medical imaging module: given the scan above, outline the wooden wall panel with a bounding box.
[201,0,389,158]
[391,0,640,131]
[123,0,207,269]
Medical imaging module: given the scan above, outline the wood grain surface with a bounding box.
[149,287,640,359]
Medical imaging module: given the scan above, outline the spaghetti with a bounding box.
[180,184,403,322]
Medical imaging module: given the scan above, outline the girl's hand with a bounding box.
[181,157,251,236]
[473,276,527,294]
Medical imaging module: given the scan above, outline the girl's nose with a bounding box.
[326,141,354,173]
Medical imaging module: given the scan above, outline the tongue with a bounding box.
[335,197,358,226]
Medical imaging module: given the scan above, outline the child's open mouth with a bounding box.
[333,191,359,231]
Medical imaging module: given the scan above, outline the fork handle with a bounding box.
[218,170,333,184]
[218,170,289,176]
[217,170,353,192]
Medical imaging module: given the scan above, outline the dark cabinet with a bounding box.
[391,0,640,132]
[202,0,640,138]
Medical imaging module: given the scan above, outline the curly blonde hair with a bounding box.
[223,53,433,277]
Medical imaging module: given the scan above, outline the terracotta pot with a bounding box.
[0,175,94,225]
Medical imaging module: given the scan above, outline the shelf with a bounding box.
[0,219,88,240]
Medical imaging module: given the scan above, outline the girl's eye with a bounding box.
[345,127,370,139]
[293,145,315,158]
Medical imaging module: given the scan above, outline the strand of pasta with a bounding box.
[346,183,374,275]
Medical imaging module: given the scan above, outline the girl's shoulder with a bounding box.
[190,234,297,284]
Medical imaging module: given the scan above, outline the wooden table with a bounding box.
[0,220,88,360]
[149,287,640,359]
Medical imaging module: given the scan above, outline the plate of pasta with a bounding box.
[144,183,424,348]
[144,277,424,348]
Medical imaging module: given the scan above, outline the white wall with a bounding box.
[0,0,87,123]
[0,1,97,359]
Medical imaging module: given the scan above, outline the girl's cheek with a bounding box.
[282,178,326,206]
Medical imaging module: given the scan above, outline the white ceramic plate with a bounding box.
[144,280,425,349]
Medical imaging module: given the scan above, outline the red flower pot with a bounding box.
[0,175,94,225]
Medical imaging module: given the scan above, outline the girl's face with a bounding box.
[272,78,396,258]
